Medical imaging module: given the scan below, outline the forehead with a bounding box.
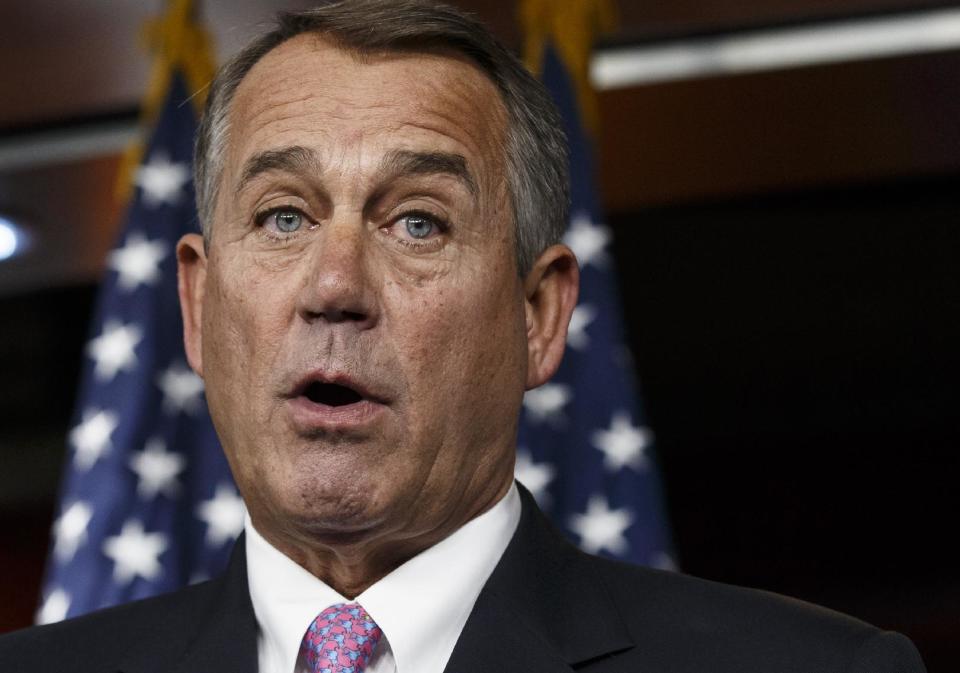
[224,34,509,185]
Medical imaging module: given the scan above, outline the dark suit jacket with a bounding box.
[0,485,927,672]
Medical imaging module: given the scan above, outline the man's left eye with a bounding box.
[398,213,441,240]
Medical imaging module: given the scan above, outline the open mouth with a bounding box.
[302,381,365,407]
[287,374,386,429]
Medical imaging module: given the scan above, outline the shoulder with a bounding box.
[582,554,927,673]
[0,580,217,672]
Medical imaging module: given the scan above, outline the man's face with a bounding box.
[185,36,530,549]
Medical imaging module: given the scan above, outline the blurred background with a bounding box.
[0,0,957,669]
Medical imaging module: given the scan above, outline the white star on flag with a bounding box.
[129,438,185,499]
[566,304,597,351]
[103,520,169,585]
[87,320,143,382]
[564,212,611,268]
[591,411,652,472]
[134,152,190,207]
[70,408,119,471]
[52,501,93,563]
[36,588,70,625]
[157,363,205,415]
[522,383,572,423]
[569,495,634,555]
[107,232,168,291]
[197,484,246,547]
[514,450,556,507]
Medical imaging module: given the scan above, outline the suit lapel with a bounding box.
[444,484,634,673]
[117,536,258,673]
[442,589,573,673]
[168,538,259,673]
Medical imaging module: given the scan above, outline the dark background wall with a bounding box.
[615,179,959,666]
[0,0,957,669]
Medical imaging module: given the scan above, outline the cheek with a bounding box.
[387,266,526,409]
[202,262,293,416]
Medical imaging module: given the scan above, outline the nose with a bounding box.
[296,216,378,330]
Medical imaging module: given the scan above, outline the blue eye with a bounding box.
[256,207,304,234]
[402,213,437,239]
[272,209,302,233]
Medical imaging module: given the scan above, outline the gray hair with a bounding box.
[194,0,569,275]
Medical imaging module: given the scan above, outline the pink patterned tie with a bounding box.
[298,603,383,673]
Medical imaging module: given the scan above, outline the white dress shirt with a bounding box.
[246,483,521,673]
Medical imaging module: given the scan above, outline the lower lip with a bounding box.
[286,396,386,432]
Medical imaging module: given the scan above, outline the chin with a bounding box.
[275,470,392,536]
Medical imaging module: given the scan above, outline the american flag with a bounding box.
[37,71,242,623]
[514,39,675,568]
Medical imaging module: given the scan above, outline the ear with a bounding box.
[176,233,207,377]
[523,243,580,389]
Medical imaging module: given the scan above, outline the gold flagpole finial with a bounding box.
[519,0,617,135]
[117,0,216,200]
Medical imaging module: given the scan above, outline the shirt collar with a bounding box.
[246,483,521,673]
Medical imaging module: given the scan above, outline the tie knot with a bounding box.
[299,602,383,673]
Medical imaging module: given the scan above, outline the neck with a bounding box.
[252,475,513,597]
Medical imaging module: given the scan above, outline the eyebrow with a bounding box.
[235,145,478,198]
[236,145,321,194]
[376,149,478,198]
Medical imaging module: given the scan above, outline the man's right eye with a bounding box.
[257,208,303,234]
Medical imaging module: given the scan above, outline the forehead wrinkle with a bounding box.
[234,74,316,131]
[391,114,506,210]
[405,83,509,198]
[225,37,511,213]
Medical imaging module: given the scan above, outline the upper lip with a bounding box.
[287,370,389,405]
